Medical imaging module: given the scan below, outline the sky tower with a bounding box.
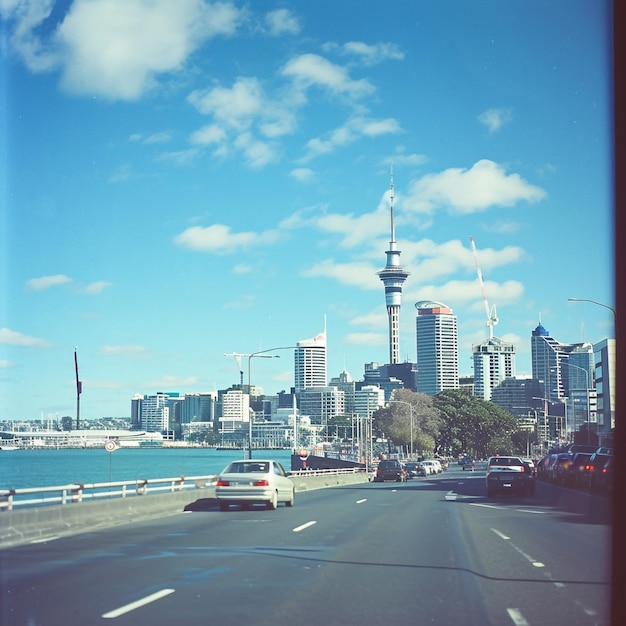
[377,169,409,364]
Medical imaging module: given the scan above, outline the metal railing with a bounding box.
[0,467,367,511]
[0,475,218,511]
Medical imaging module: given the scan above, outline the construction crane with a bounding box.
[223,353,246,387]
[469,236,499,339]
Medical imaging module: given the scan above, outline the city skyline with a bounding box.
[1,1,614,420]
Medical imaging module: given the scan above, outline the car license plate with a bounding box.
[503,482,512,488]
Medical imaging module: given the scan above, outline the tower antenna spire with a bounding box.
[377,166,409,364]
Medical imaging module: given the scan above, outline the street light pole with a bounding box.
[387,400,414,459]
[247,346,297,459]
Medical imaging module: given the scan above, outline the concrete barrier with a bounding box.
[0,472,370,549]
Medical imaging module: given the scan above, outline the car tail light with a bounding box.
[252,479,269,487]
[216,480,230,486]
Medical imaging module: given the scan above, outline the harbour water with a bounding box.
[0,448,294,491]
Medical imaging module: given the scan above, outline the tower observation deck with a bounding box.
[377,170,409,364]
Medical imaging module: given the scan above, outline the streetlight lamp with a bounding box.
[387,400,414,459]
[568,298,616,336]
[247,346,297,459]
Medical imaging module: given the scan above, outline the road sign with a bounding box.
[104,440,117,453]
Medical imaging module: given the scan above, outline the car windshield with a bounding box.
[224,462,269,474]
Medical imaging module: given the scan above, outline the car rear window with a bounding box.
[489,457,522,466]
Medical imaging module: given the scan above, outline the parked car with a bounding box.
[374,459,407,482]
[404,462,426,477]
[486,455,535,497]
[461,456,476,471]
[598,456,613,493]
[215,459,295,511]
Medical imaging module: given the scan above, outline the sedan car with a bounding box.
[404,461,427,477]
[215,459,295,510]
[373,459,407,482]
[486,455,535,496]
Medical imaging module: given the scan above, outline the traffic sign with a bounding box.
[104,440,117,453]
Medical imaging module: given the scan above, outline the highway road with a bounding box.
[0,463,611,625]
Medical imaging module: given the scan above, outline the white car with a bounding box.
[421,460,437,475]
[215,459,295,511]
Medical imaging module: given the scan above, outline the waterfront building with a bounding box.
[294,329,327,392]
[415,300,459,395]
[377,170,409,365]
[138,392,171,432]
[297,386,345,436]
[181,392,216,424]
[329,370,357,416]
[472,336,516,401]
[219,389,250,434]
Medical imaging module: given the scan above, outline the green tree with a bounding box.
[372,390,440,456]
[61,416,74,431]
[433,389,520,458]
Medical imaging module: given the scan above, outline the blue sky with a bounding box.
[1,0,614,421]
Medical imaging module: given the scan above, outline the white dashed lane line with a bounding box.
[102,588,175,619]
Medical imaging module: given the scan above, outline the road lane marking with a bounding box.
[470,503,503,509]
[492,528,544,568]
[102,588,175,619]
[515,508,546,514]
[491,528,510,540]
[356,498,367,504]
[506,608,530,625]
[293,521,316,533]
[445,490,457,500]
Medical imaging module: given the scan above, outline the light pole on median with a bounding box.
[247,346,297,459]
[387,400,414,459]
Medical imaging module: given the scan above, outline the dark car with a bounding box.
[461,456,476,471]
[486,455,535,496]
[404,461,426,478]
[581,450,613,491]
[564,452,593,488]
[374,460,407,482]
[598,457,613,493]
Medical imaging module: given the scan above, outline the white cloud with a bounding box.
[233,132,279,168]
[190,123,227,145]
[301,115,401,161]
[83,281,112,295]
[336,41,404,65]
[289,168,314,182]
[264,8,300,36]
[302,259,380,289]
[403,160,546,214]
[3,0,244,100]
[0,360,13,368]
[174,224,280,253]
[0,328,52,348]
[26,274,72,290]
[478,107,512,133]
[282,53,375,100]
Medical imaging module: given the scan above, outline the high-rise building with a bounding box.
[294,329,327,392]
[472,336,516,400]
[415,300,459,395]
[377,171,409,365]
[593,338,615,435]
[530,322,570,402]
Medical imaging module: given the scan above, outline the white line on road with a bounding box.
[444,490,457,500]
[356,498,367,504]
[507,608,530,625]
[491,528,510,540]
[293,521,317,533]
[102,588,175,619]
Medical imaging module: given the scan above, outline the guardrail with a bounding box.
[0,467,368,511]
[0,475,218,511]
